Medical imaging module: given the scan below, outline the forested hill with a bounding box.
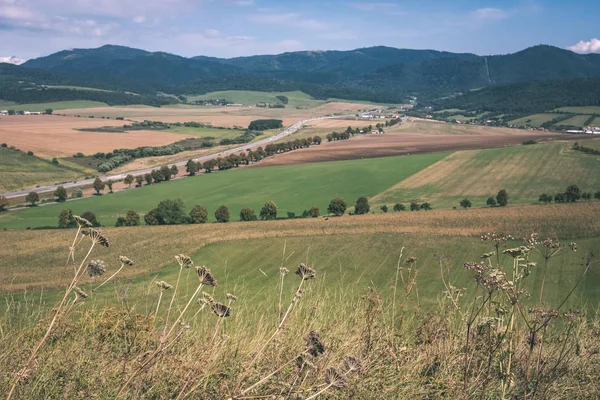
[2,44,600,106]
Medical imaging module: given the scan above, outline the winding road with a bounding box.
[2,115,344,199]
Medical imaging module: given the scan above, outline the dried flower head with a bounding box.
[202,292,215,304]
[74,215,93,228]
[305,331,326,357]
[280,267,289,276]
[155,281,173,291]
[175,254,194,268]
[480,252,495,259]
[212,302,232,318]
[296,263,316,280]
[119,255,134,266]
[344,356,364,374]
[503,246,530,258]
[82,228,110,247]
[406,256,417,264]
[226,293,238,302]
[73,286,88,299]
[482,232,514,248]
[325,368,348,388]
[196,266,217,286]
[87,260,106,277]
[569,242,577,252]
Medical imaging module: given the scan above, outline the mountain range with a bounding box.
[2,44,600,105]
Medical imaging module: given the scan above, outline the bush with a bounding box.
[81,211,101,227]
[125,210,140,226]
[328,197,347,216]
[215,205,230,223]
[460,199,472,209]
[1,143,7,148]
[354,197,370,215]
[287,211,296,219]
[190,205,209,224]
[496,189,508,207]
[538,194,552,204]
[308,206,320,218]
[58,209,76,228]
[420,202,432,210]
[565,185,580,202]
[144,208,159,225]
[0,196,8,211]
[51,158,59,165]
[486,197,497,207]
[393,203,405,212]
[248,119,283,131]
[27,150,34,156]
[54,186,67,202]
[26,192,40,206]
[155,199,189,225]
[410,202,420,211]
[595,191,600,200]
[240,207,257,222]
[260,201,278,220]
[71,188,83,198]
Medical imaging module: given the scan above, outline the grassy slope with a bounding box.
[0,152,447,229]
[0,147,87,193]
[371,142,600,209]
[556,106,600,114]
[508,113,558,126]
[3,101,108,112]
[556,114,592,126]
[168,126,244,139]
[186,90,323,108]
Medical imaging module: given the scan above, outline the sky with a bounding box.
[1,0,599,62]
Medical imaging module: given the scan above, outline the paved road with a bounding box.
[2,115,346,198]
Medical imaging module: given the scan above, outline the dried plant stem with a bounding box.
[163,266,184,338]
[93,261,125,292]
[391,248,404,328]
[165,283,204,340]
[305,383,335,400]
[154,290,164,318]
[6,237,96,400]
[240,352,305,395]
[278,240,287,322]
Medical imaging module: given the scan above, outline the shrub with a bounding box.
[81,211,101,227]
[460,199,472,209]
[71,188,83,198]
[287,211,296,219]
[380,205,388,213]
[155,199,189,225]
[486,197,497,207]
[240,207,258,222]
[393,203,405,212]
[26,192,39,206]
[215,205,230,223]
[354,197,370,215]
[565,185,581,202]
[328,197,347,216]
[54,186,67,202]
[308,206,320,218]
[410,202,420,211]
[1,143,7,148]
[260,201,278,220]
[51,158,59,165]
[57,209,76,228]
[538,194,552,204]
[0,196,8,211]
[144,208,159,225]
[496,189,508,207]
[190,205,209,224]
[420,202,432,210]
[27,150,34,156]
[125,210,140,226]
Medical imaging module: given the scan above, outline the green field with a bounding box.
[169,126,244,139]
[186,90,324,108]
[45,85,117,93]
[2,100,108,112]
[0,153,447,229]
[556,114,592,127]
[592,117,600,127]
[372,143,600,209]
[0,147,87,193]
[556,106,600,114]
[508,113,558,126]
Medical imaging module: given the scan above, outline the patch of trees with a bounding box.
[248,119,283,131]
[276,95,289,104]
[220,130,262,145]
[572,142,600,156]
[115,210,140,227]
[540,185,598,204]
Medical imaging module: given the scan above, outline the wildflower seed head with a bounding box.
[73,286,88,299]
[325,367,348,388]
[202,292,215,304]
[74,215,93,228]
[155,281,173,291]
[280,267,289,276]
[82,228,110,247]
[87,260,106,277]
[119,255,134,266]
[503,246,530,258]
[569,242,577,252]
[344,356,364,374]
[480,252,495,259]
[296,263,316,280]
[226,293,238,302]
[175,254,194,268]
[196,266,217,286]
[482,232,514,247]
[212,302,232,318]
[406,256,417,264]
[305,331,326,357]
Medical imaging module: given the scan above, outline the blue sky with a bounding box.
[1,0,599,61]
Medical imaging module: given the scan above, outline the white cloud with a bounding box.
[132,15,145,24]
[0,55,26,65]
[247,12,329,30]
[471,8,509,22]
[349,2,405,15]
[568,38,600,54]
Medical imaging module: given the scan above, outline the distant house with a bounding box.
[360,113,374,119]
[0,110,8,115]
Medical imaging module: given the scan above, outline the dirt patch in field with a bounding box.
[0,115,186,157]
[251,130,575,167]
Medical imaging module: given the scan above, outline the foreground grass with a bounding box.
[372,142,600,209]
[0,152,447,229]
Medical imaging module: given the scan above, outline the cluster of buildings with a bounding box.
[0,110,42,115]
[566,126,600,134]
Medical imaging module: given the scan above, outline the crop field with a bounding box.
[556,106,600,114]
[168,126,244,139]
[1,100,108,112]
[372,142,600,209]
[186,90,323,108]
[0,153,446,229]
[0,115,188,157]
[555,114,592,127]
[0,147,89,193]
[591,117,600,127]
[508,113,559,126]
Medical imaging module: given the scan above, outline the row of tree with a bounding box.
[458,190,509,209]
[539,185,600,204]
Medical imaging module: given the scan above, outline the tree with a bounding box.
[144,173,153,185]
[565,185,581,202]
[240,207,257,221]
[124,175,134,188]
[554,193,566,203]
[186,159,198,176]
[215,205,230,223]
[354,197,370,215]
[51,158,59,165]
[459,198,472,209]
[0,196,8,211]
[582,192,592,201]
[496,189,508,207]
[81,211,100,227]
[380,205,389,213]
[328,197,347,216]
[155,199,189,225]
[125,210,140,226]
[93,178,105,195]
[27,150,34,156]
[136,175,144,187]
[203,159,217,173]
[595,191,600,200]
[45,108,53,115]
[190,205,208,224]
[26,192,39,206]
[58,209,76,228]
[161,165,172,181]
[420,202,432,210]
[115,217,127,227]
[538,194,552,204]
[144,208,160,225]
[486,197,497,207]
[170,165,179,178]
[308,206,320,218]
[393,203,405,212]
[106,180,114,193]
[410,202,420,211]
[287,211,296,219]
[151,169,164,183]
[54,186,67,202]
[71,188,83,198]
[260,200,278,220]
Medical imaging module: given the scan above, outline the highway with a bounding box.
[1,115,345,199]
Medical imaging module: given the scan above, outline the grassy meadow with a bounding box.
[0,152,447,229]
[555,114,592,127]
[372,142,600,209]
[508,113,558,126]
[0,147,88,193]
[2,100,108,112]
[168,126,244,139]
[186,90,324,108]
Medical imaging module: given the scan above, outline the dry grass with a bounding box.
[2,201,599,292]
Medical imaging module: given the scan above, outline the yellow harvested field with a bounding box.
[0,115,185,157]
